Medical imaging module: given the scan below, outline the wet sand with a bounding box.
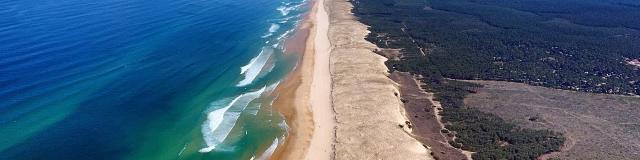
[270,0,435,159]
[269,0,335,159]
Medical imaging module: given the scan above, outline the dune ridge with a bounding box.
[326,0,432,159]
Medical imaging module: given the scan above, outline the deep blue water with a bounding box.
[0,0,307,159]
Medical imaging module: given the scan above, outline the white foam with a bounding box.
[257,138,280,160]
[178,144,187,156]
[269,23,280,33]
[199,87,267,153]
[240,54,259,74]
[276,3,303,16]
[265,81,280,93]
[261,33,273,38]
[237,47,273,87]
[247,107,260,116]
[198,97,240,152]
[276,28,295,41]
[248,81,280,116]
[268,15,299,24]
[278,118,288,131]
[276,6,290,16]
[261,24,281,38]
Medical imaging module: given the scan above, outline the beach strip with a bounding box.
[269,0,335,159]
[306,0,335,158]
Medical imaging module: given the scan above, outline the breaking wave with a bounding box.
[257,137,280,160]
[199,86,267,153]
[261,23,281,38]
[197,0,309,156]
[269,23,280,33]
[276,2,304,16]
[237,47,273,87]
[245,81,280,116]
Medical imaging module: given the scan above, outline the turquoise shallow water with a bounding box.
[0,0,308,159]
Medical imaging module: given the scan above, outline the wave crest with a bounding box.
[237,47,272,87]
[199,86,267,153]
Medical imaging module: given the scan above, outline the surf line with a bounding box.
[199,86,267,152]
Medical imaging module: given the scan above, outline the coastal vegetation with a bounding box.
[465,81,640,159]
[354,0,640,95]
[328,0,433,158]
[346,0,640,159]
[426,78,564,159]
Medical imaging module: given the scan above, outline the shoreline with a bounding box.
[269,0,335,159]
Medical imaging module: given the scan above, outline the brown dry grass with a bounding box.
[464,80,640,160]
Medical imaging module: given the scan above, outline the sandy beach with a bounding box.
[306,0,335,158]
[269,0,335,159]
[271,0,432,159]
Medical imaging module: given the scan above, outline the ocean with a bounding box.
[0,0,308,159]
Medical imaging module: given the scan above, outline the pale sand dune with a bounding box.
[326,0,433,159]
[272,0,432,159]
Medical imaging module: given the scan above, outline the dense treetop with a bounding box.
[354,0,640,95]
